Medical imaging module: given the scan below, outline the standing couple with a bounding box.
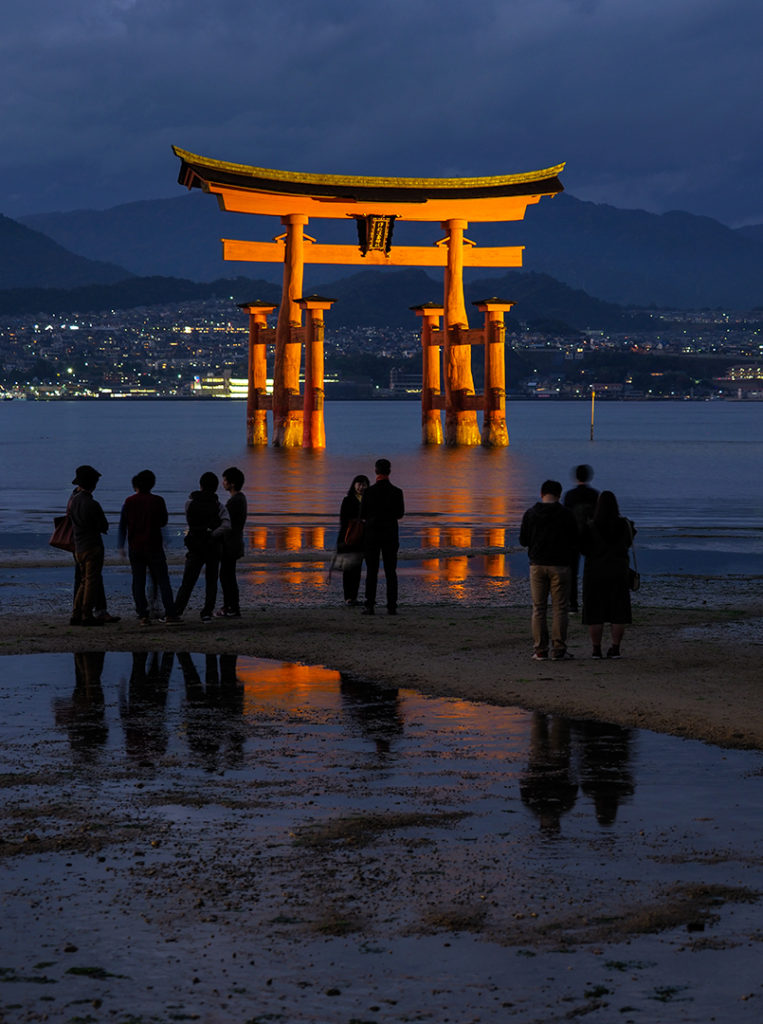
[520,467,636,661]
[338,458,404,616]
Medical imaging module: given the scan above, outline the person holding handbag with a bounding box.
[337,474,369,605]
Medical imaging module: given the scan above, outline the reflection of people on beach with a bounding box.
[573,721,635,826]
[563,464,599,613]
[119,652,174,764]
[177,652,244,771]
[363,459,405,616]
[581,490,635,660]
[519,712,578,835]
[337,474,369,606]
[118,470,180,625]
[174,472,230,623]
[217,466,248,619]
[339,675,403,754]
[53,651,108,759]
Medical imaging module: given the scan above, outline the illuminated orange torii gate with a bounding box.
[173,147,564,448]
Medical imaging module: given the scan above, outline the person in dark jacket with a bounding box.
[581,490,635,659]
[174,472,230,622]
[69,464,110,627]
[362,459,404,616]
[519,479,579,661]
[337,474,369,606]
[118,469,180,625]
[217,466,248,618]
[563,464,599,612]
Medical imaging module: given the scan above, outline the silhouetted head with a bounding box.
[134,469,155,493]
[375,458,391,477]
[199,471,219,492]
[222,466,244,491]
[574,463,594,483]
[593,490,621,524]
[540,479,562,499]
[72,465,101,490]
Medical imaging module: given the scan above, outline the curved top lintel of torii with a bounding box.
[172,146,565,223]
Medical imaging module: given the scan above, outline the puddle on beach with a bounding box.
[1,651,761,1023]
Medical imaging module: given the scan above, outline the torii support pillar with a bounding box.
[239,300,277,446]
[442,218,480,447]
[411,302,444,445]
[474,298,513,447]
[297,294,335,449]
[273,213,309,447]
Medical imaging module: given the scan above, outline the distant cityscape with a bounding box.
[2,297,762,401]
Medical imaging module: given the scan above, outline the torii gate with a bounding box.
[173,147,564,448]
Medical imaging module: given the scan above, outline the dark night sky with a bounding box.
[2,0,761,225]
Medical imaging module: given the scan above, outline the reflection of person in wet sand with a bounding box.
[519,712,578,835]
[339,675,403,754]
[574,721,635,826]
[53,651,108,760]
[177,652,245,771]
[119,652,174,764]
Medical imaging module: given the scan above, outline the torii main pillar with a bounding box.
[273,214,308,446]
[443,219,480,446]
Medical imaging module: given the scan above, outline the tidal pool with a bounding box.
[0,651,761,1023]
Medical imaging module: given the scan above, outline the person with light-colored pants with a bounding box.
[519,479,579,661]
[529,563,571,659]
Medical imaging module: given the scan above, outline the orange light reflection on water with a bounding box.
[235,657,342,716]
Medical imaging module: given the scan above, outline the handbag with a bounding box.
[343,519,365,551]
[49,514,75,552]
[332,549,363,572]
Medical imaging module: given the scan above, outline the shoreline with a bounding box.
[2,589,762,751]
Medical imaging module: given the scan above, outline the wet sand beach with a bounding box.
[2,566,763,1023]
[1,568,762,750]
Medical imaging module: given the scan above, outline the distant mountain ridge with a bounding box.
[0,213,132,290]
[16,192,763,309]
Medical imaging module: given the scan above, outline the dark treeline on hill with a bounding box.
[0,268,658,334]
[0,276,279,318]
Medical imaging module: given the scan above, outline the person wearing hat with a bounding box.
[69,465,111,626]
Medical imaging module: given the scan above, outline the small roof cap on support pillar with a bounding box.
[237,299,279,311]
[296,294,337,310]
[410,301,445,316]
[472,297,515,313]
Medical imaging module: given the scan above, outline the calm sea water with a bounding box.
[2,399,763,574]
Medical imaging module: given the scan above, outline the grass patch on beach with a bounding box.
[293,810,468,848]
[419,904,488,934]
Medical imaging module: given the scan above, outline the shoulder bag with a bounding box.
[49,514,75,552]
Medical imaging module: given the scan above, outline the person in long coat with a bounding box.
[337,474,369,605]
[581,490,635,659]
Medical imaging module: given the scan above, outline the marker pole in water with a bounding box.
[590,389,595,441]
